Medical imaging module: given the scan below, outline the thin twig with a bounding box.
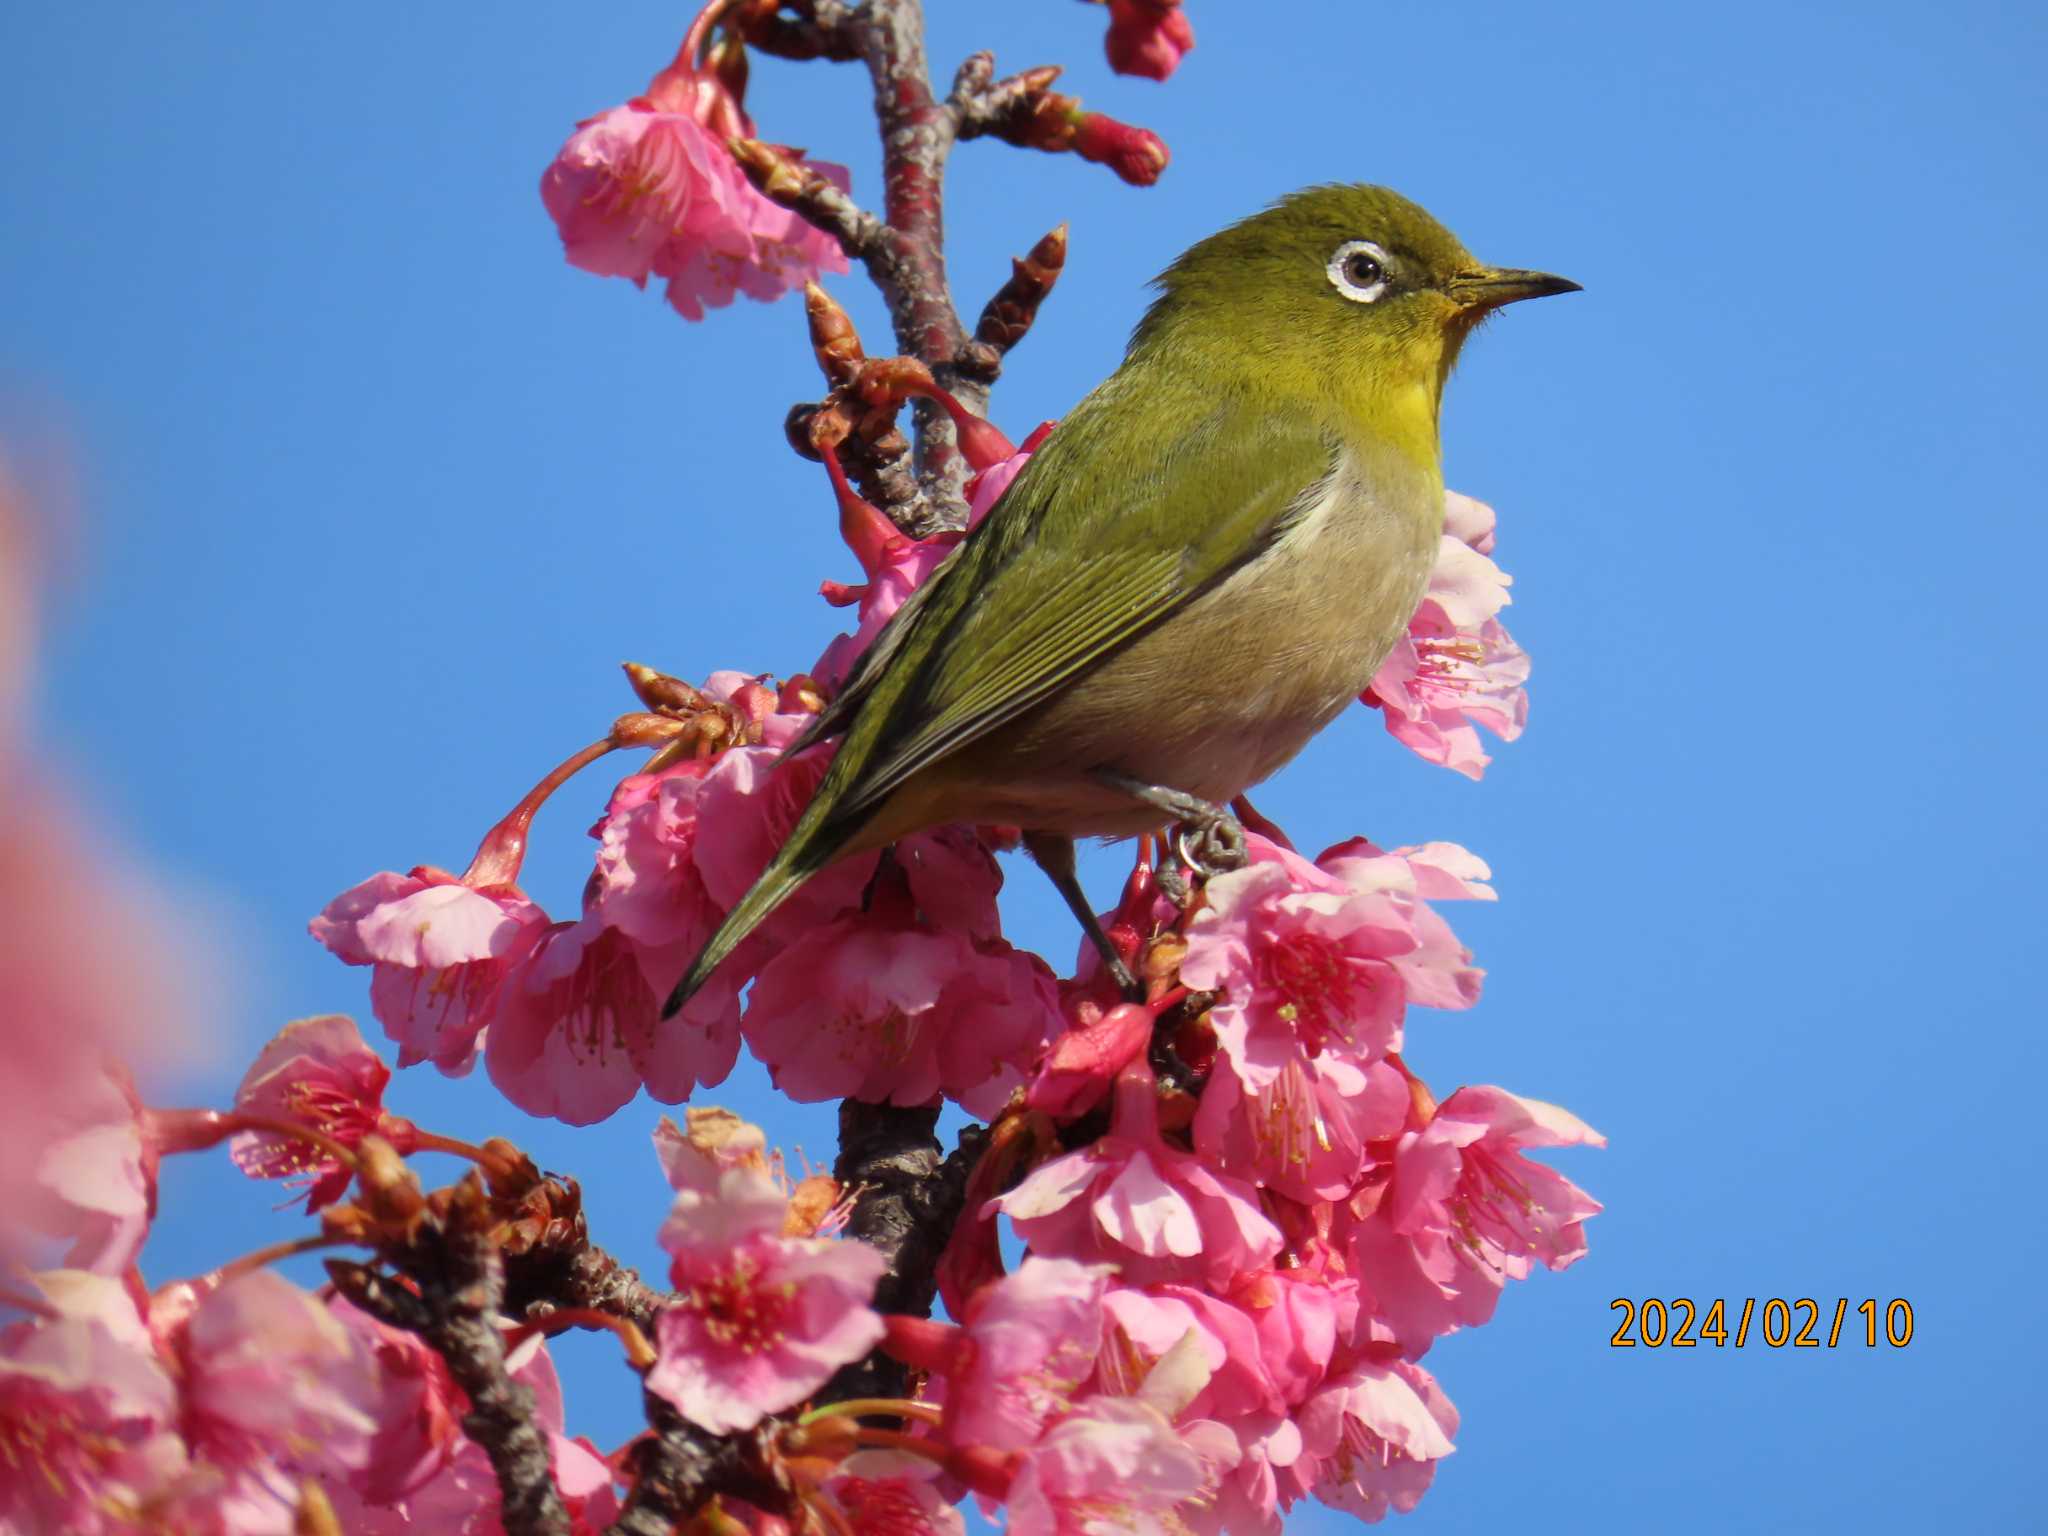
[849,0,978,521]
[730,138,887,259]
[951,59,1064,141]
[737,0,863,62]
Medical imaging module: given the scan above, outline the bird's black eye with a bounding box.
[1326,239,1392,303]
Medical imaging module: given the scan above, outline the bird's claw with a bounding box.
[1174,810,1247,878]
[1093,770,1249,882]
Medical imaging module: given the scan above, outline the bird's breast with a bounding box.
[935,442,1445,835]
[1166,445,1443,770]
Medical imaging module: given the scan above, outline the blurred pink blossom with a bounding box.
[0,1270,185,1533]
[826,1450,966,1536]
[320,1315,613,1534]
[13,1062,156,1276]
[1102,0,1196,80]
[165,1270,379,1489]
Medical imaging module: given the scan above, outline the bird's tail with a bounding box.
[662,839,832,1018]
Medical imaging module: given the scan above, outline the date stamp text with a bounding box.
[1609,1298,1913,1348]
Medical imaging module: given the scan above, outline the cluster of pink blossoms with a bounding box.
[2,380,1579,1536]
[1,5,1596,1527]
[0,1260,609,1535]
[296,397,1595,1528]
[0,1010,602,1533]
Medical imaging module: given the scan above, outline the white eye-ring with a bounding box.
[1327,239,1391,303]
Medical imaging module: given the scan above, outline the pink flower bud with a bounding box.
[1073,115,1170,186]
[1103,0,1196,81]
[879,1313,964,1377]
[1026,1001,1156,1119]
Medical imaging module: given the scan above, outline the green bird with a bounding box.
[665,183,1575,1015]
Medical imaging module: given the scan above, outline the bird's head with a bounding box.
[1134,183,1577,439]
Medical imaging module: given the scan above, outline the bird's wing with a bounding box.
[782,540,963,758]
[817,403,1340,833]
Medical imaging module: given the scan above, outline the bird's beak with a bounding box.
[1445,267,1583,310]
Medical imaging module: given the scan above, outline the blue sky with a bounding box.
[3,0,2042,1528]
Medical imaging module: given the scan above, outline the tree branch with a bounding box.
[951,57,1064,142]
[736,0,863,62]
[731,138,887,260]
[820,1105,988,1404]
[401,1177,572,1536]
[850,0,976,519]
[502,1227,671,1338]
[607,1400,788,1536]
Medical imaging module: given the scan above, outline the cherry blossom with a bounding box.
[319,1311,614,1534]
[14,1061,157,1275]
[1028,1000,1159,1120]
[589,759,724,954]
[0,1270,184,1534]
[230,1013,418,1210]
[540,27,851,322]
[486,913,742,1126]
[311,866,549,1075]
[744,914,971,1108]
[997,1062,1282,1290]
[1362,492,1529,780]
[1180,836,1418,1084]
[1001,1395,1213,1536]
[164,1270,380,1497]
[826,1450,967,1536]
[815,529,958,689]
[1099,1283,1279,1427]
[1345,1086,1604,1356]
[649,1163,887,1433]
[1316,838,1493,1013]
[326,1297,467,1506]
[1297,1357,1458,1523]
[963,423,1055,527]
[1192,1049,1408,1204]
[897,1256,1113,1452]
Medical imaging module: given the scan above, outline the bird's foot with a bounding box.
[1024,829,1144,1001]
[1094,772,1249,880]
[1154,858,1191,908]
